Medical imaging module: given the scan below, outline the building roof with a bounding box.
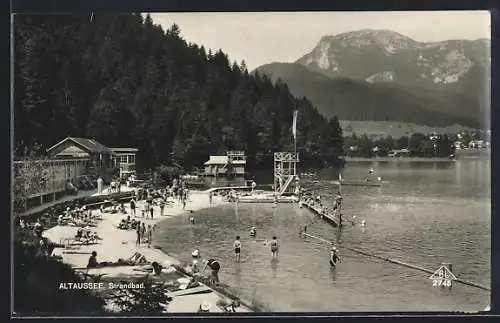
[47,137,114,155]
[110,148,139,153]
[55,145,91,157]
[204,156,246,165]
[204,156,228,165]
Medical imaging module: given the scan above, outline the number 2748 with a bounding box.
[433,279,451,287]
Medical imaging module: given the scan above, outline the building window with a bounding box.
[129,155,135,164]
[120,155,128,163]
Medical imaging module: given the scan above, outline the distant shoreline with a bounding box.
[344,157,456,162]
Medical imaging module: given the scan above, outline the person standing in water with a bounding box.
[334,192,343,210]
[233,236,242,262]
[329,246,341,269]
[270,236,279,259]
[192,249,201,273]
[300,223,309,238]
[249,226,256,238]
[202,258,221,285]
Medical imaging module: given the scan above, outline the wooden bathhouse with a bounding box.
[46,137,117,177]
[204,151,246,177]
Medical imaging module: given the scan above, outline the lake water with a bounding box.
[155,160,491,312]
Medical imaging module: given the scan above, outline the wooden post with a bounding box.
[441,262,453,273]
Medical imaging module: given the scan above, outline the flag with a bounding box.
[292,110,298,140]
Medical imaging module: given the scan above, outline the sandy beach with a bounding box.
[42,189,253,313]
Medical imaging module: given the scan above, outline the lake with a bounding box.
[155,159,491,312]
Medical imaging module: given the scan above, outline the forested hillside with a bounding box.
[14,14,344,171]
[255,63,482,127]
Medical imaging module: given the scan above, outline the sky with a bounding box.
[148,11,491,70]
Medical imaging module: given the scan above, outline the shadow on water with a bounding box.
[329,267,337,285]
[271,258,278,278]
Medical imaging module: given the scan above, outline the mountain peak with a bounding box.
[334,29,411,39]
[296,29,488,87]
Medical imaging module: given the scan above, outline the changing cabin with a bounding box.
[204,151,246,177]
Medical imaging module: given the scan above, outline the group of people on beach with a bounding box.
[57,205,102,227]
[135,221,156,248]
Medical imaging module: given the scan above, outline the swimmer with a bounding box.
[249,226,256,238]
[233,236,241,262]
[270,236,279,259]
[361,220,366,226]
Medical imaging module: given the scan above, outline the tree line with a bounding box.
[14,14,344,172]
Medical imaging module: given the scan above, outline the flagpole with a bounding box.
[339,172,342,194]
[294,132,297,155]
[293,109,297,155]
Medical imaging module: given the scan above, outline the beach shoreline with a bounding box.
[42,189,255,313]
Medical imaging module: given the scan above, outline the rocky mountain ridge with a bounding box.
[296,29,490,92]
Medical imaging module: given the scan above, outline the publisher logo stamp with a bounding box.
[429,265,457,287]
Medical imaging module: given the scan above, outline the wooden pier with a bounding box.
[301,201,340,227]
[238,197,297,204]
[206,186,252,194]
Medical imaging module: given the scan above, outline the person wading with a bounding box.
[202,258,221,286]
[233,236,242,262]
[329,245,341,269]
[249,226,256,238]
[270,236,279,259]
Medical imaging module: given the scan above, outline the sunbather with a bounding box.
[87,251,149,268]
[217,297,241,312]
[118,219,128,230]
[115,252,148,265]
